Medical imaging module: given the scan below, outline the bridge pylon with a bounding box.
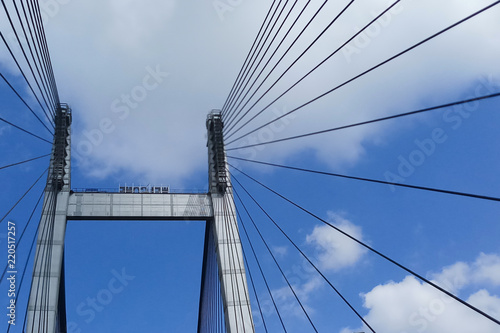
[26,108,255,332]
[200,111,255,332]
[27,104,71,333]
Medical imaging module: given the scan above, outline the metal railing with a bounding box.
[71,187,208,194]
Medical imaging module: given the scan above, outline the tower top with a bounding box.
[206,110,227,193]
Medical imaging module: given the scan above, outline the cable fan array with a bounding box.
[217,0,500,332]
[0,0,499,332]
[1,0,62,331]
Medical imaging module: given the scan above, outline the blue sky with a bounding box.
[1,1,500,332]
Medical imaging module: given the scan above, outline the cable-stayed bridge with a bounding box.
[1,1,500,332]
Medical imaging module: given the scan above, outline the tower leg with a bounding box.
[26,190,69,333]
[207,110,255,332]
[212,190,255,332]
[27,105,71,333]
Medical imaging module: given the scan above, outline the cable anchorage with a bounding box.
[207,110,228,193]
[50,103,71,191]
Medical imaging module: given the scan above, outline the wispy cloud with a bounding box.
[267,212,367,321]
[273,245,289,258]
[306,212,367,272]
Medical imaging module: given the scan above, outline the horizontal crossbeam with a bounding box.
[66,193,213,221]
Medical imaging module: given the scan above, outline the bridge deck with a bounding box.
[66,192,213,220]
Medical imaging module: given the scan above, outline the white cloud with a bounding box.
[431,261,471,293]
[106,0,176,51]
[228,0,500,171]
[2,1,500,182]
[473,253,500,286]
[343,253,500,333]
[432,253,500,291]
[258,214,350,322]
[306,212,367,271]
[468,289,500,320]
[269,212,367,323]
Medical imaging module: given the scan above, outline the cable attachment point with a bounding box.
[50,103,71,191]
[207,110,228,193]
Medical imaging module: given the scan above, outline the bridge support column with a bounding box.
[205,111,255,332]
[27,105,71,333]
[211,190,255,331]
